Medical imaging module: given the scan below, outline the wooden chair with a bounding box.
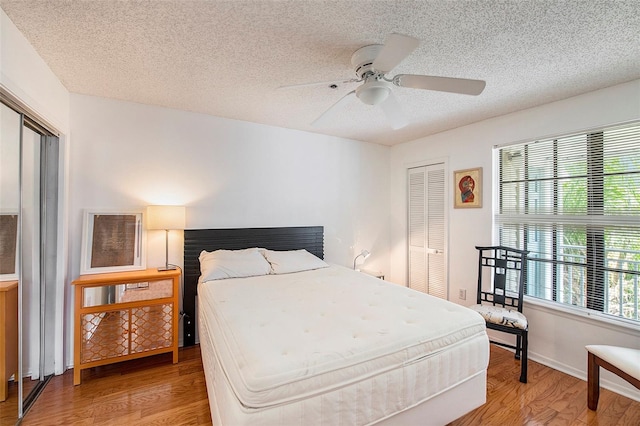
[470,245,529,383]
[586,345,640,410]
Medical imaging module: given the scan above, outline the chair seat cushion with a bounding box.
[586,345,640,381]
[469,304,528,330]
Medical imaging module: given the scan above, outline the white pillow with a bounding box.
[261,249,329,274]
[199,248,271,281]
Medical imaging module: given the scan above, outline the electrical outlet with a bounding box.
[459,289,467,300]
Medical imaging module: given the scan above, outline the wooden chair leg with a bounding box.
[587,351,600,410]
[515,335,522,360]
[519,331,528,383]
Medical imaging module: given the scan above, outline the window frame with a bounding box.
[493,120,640,327]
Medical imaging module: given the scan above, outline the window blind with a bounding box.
[495,122,640,323]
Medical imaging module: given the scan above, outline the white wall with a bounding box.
[390,79,640,400]
[0,9,70,133]
[66,93,390,366]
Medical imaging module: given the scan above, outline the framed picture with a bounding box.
[454,167,482,208]
[81,210,146,275]
[0,213,19,279]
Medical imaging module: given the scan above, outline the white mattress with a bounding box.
[199,265,489,425]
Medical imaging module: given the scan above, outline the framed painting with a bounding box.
[80,210,146,275]
[454,167,482,208]
[0,213,19,279]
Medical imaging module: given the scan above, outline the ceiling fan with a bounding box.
[280,33,486,130]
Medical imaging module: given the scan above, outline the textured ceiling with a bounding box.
[1,1,639,146]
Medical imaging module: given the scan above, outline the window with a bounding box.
[495,122,640,324]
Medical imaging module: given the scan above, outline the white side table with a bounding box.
[360,269,385,280]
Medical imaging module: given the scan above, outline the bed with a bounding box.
[184,227,489,425]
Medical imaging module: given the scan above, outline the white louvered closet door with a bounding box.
[408,164,447,299]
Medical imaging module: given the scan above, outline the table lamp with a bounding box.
[353,249,371,270]
[146,205,186,271]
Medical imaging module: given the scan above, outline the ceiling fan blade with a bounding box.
[311,91,356,127]
[372,33,420,74]
[379,91,409,129]
[278,78,360,90]
[395,74,486,96]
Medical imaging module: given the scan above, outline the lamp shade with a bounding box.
[146,205,186,230]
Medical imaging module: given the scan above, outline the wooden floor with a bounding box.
[20,346,211,426]
[449,346,640,426]
[19,345,639,425]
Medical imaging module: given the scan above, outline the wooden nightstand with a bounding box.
[361,269,385,280]
[72,268,180,385]
[0,280,18,401]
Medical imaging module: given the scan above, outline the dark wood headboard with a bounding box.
[182,226,324,346]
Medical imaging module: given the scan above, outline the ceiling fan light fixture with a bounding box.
[356,80,391,105]
[303,33,486,129]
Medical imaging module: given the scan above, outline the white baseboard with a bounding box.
[489,336,640,403]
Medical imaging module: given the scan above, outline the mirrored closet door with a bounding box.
[1,100,21,425]
[1,98,59,423]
